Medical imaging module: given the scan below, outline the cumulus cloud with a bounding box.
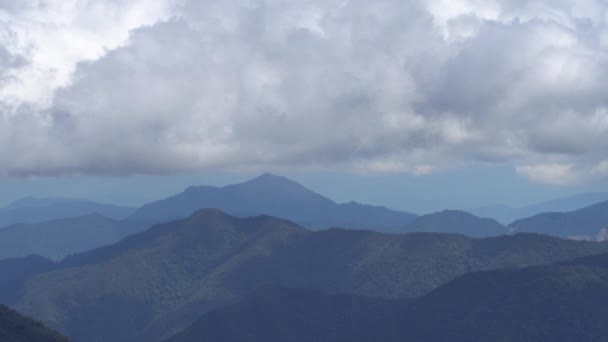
[0,0,180,109]
[1,0,608,184]
[516,163,579,186]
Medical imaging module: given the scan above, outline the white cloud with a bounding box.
[0,0,180,110]
[413,165,434,176]
[516,163,579,186]
[1,0,608,183]
[592,160,608,175]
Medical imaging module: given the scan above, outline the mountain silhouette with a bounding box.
[0,214,155,261]
[404,210,506,237]
[130,174,417,232]
[0,197,135,226]
[472,192,608,224]
[510,200,608,238]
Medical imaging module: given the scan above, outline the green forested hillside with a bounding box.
[0,255,55,306]
[165,287,402,342]
[168,253,608,342]
[15,210,608,341]
[0,305,68,342]
[395,257,608,341]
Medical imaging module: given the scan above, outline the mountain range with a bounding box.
[404,210,506,237]
[1,174,608,341]
[0,174,507,263]
[3,175,608,267]
[510,200,608,239]
[13,209,608,341]
[130,173,418,232]
[0,197,135,227]
[0,214,154,261]
[5,181,606,231]
[167,251,608,342]
[471,191,608,224]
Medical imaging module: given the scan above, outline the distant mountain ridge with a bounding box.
[510,200,608,238]
[7,196,84,209]
[404,210,506,237]
[472,191,608,224]
[2,175,606,267]
[0,214,154,261]
[15,209,608,342]
[130,173,417,232]
[0,197,135,227]
[0,175,507,265]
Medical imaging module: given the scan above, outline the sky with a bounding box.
[1,0,608,213]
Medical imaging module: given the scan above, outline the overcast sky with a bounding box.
[1,0,608,211]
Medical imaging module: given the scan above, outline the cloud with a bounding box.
[592,160,608,176]
[1,0,608,184]
[516,163,578,186]
[0,0,180,110]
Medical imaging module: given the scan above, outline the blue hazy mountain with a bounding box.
[404,210,506,237]
[509,200,608,239]
[7,196,89,209]
[0,197,135,226]
[472,192,608,224]
[130,173,417,232]
[0,255,56,306]
[0,214,154,261]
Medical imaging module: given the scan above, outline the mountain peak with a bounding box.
[257,172,282,179]
[438,209,475,217]
[244,173,300,186]
[185,174,299,193]
[131,174,416,232]
[230,173,323,198]
[406,209,506,237]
